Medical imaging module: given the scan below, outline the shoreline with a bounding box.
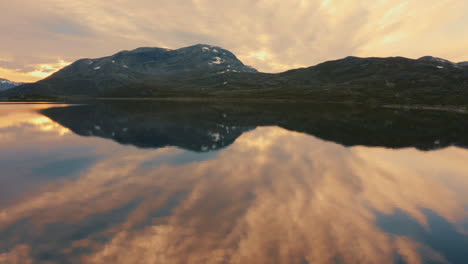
[381,104,468,114]
[1,97,468,113]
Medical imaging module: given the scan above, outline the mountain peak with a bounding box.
[418,56,455,65]
[129,46,172,53]
[55,44,257,79]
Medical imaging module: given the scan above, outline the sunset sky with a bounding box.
[1,0,467,82]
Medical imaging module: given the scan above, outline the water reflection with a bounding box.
[41,102,468,151]
[0,103,467,264]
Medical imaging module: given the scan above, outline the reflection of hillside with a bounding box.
[41,102,468,151]
[41,103,254,152]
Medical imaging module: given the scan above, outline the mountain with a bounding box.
[2,45,468,105]
[459,61,468,67]
[0,78,24,91]
[2,44,256,97]
[40,101,468,151]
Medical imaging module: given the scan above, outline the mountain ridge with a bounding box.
[2,45,468,105]
[2,44,257,97]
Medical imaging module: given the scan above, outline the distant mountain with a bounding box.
[0,78,24,91]
[2,45,468,105]
[458,61,468,67]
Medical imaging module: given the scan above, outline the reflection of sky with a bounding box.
[0,104,468,264]
[141,150,220,168]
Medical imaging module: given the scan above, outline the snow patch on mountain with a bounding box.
[210,57,224,65]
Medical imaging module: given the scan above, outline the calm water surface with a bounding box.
[0,102,467,264]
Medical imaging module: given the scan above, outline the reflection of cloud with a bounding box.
[29,116,70,135]
[0,244,32,264]
[0,104,161,210]
[1,0,468,82]
[0,104,71,137]
[351,147,468,226]
[1,125,467,263]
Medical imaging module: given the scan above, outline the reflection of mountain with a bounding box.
[41,102,468,151]
[41,103,254,152]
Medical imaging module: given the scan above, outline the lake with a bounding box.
[0,102,467,264]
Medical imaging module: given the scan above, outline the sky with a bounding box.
[1,0,467,82]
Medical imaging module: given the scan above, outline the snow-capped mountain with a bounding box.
[0,78,24,91]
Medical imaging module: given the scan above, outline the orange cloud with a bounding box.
[0,60,71,82]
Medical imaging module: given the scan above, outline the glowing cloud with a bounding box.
[0,60,71,82]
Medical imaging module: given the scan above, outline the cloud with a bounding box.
[0,60,71,82]
[1,0,468,82]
